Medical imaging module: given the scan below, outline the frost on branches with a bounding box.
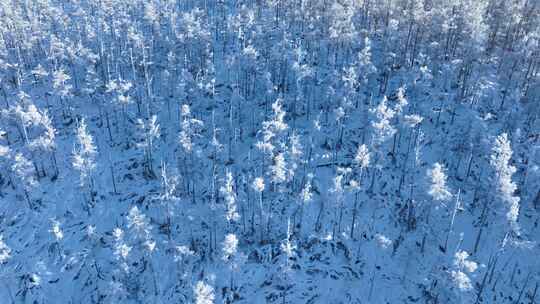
[0,235,11,264]
[221,171,240,223]
[73,118,97,189]
[427,162,452,202]
[0,0,538,303]
[490,133,520,234]
[450,250,478,292]
[194,281,215,304]
[371,96,396,145]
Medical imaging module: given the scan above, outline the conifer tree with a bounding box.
[222,233,241,290]
[178,104,203,199]
[159,163,179,239]
[194,281,215,304]
[450,250,478,292]
[52,68,73,119]
[427,162,452,203]
[136,115,160,177]
[490,133,520,234]
[0,234,11,264]
[221,171,240,224]
[252,177,265,241]
[12,153,37,208]
[297,174,313,236]
[73,118,97,204]
[371,96,397,146]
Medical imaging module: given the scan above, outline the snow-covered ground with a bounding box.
[0,1,539,303]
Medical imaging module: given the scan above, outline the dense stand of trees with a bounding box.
[0,0,539,303]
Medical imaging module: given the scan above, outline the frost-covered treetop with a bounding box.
[300,177,313,204]
[222,233,238,261]
[50,219,64,241]
[0,235,11,264]
[221,171,239,223]
[258,99,288,151]
[73,118,97,186]
[450,250,478,292]
[12,153,36,188]
[127,206,152,239]
[427,162,452,202]
[252,177,265,193]
[404,114,424,128]
[375,234,393,250]
[371,96,397,144]
[194,281,215,304]
[354,144,371,169]
[490,133,520,233]
[75,119,97,157]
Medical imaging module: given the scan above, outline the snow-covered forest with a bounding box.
[0,0,539,303]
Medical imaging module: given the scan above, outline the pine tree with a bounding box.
[126,206,154,251]
[287,131,303,188]
[136,115,160,177]
[222,233,238,262]
[350,144,370,238]
[11,101,41,146]
[50,219,64,242]
[52,68,73,119]
[178,104,203,199]
[222,233,243,291]
[252,177,265,241]
[371,96,397,146]
[298,174,313,235]
[108,78,133,144]
[0,133,10,192]
[330,171,344,239]
[329,0,356,43]
[450,250,477,292]
[112,228,131,273]
[270,152,287,186]
[178,104,204,154]
[12,153,36,208]
[395,86,408,114]
[281,219,296,261]
[221,171,240,224]
[256,98,288,158]
[194,281,215,304]
[29,109,57,177]
[0,234,11,264]
[73,118,97,204]
[368,234,393,300]
[159,163,179,239]
[126,206,158,297]
[490,133,520,234]
[357,37,376,89]
[427,162,452,203]
[354,144,371,176]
